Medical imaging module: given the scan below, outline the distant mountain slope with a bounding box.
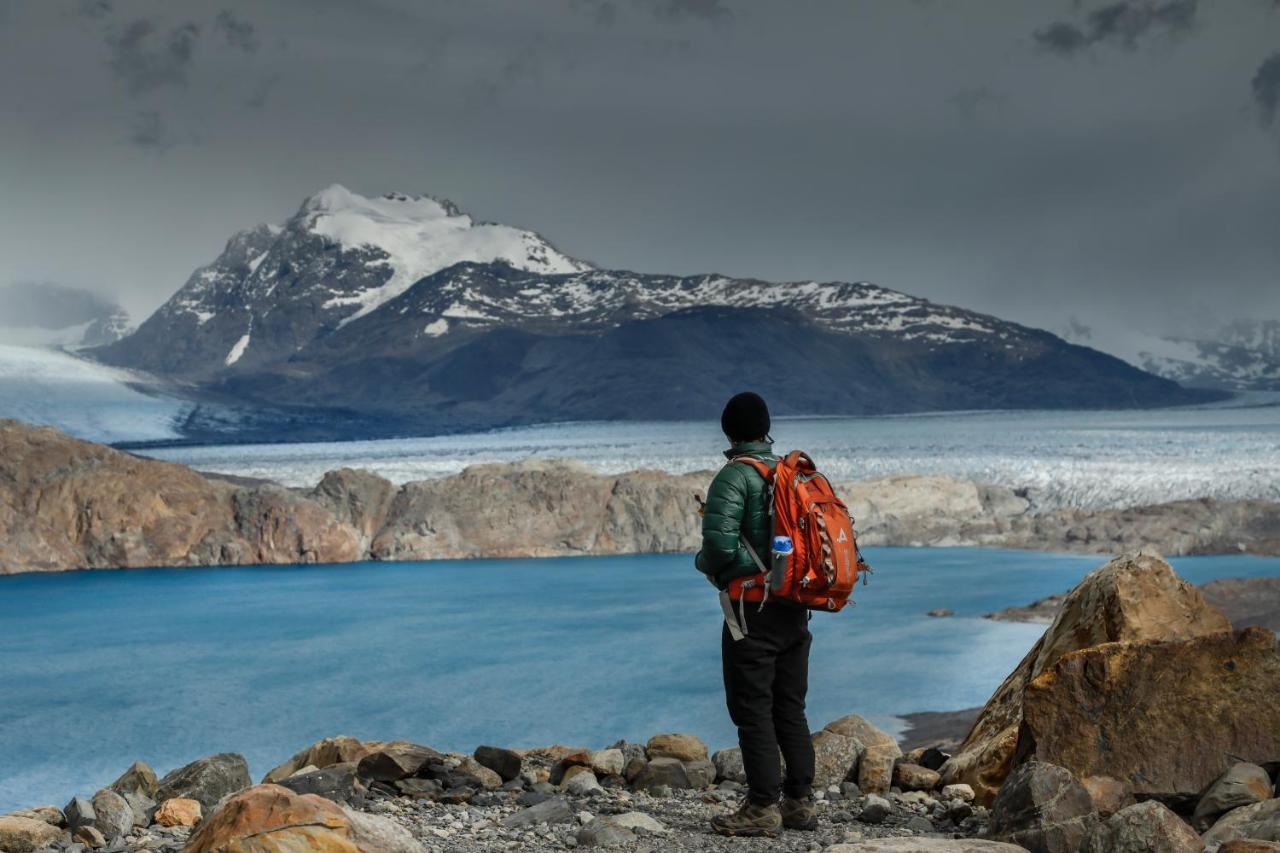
[1059,318,1280,392]
[94,186,1218,435]
[0,282,131,348]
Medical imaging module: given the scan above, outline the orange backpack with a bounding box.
[725,450,868,612]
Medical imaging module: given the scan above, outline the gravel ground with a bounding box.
[360,781,990,852]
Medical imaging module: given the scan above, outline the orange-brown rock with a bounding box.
[184,784,356,852]
[1021,627,1280,803]
[0,815,62,852]
[153,797,202,827]
[262,736,382,784]
[940,552,1230,805]
[0,420,359,573]
[1080,776,1132,818]
[1221,841,1280,852]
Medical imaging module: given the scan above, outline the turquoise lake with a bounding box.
[2,546,1279,812]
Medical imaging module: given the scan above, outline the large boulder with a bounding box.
[262,736,382,783]
[632,757,691,791]
[645,733,708,763]
[185,783,425,852]
[108,761,158,799]
[1085,800,1201,853]
[1020,627,1280,805]
[473,745,523,782]
[153,797,202,828]
[156,753,252,812]
[355,742,441,782]
[0,815,61,853]
[812,729,864,788]
[988,761,1099,853]
[1203,798,1280,846]
[89,788,134,841]
[942,553,1231,805]
[712,747,746,784]
[823,714,900,794]
[277,762,368,806]
[1194,763,1275,831]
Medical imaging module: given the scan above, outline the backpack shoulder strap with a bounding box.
[732,455,775,481]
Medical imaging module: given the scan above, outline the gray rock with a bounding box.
[813,729,864,788]
[277,761,368,806]
[712,748,746,785]
[988,761,1098,853]
[648,784,673,798]
[89,789,133,841]
[108,761,158,799]
[623,756,648,783]
[63,796,96,831]
[155,752,251,812]
[1194,762,1274,831]
[565,771,604,797]
[905,815,935,833]
[396,778,442,798]
[632,757,690,792]
[609,812,669,835]
[859,794,891,824]
[825,840,1034,851]
[474,745,523,782]
[342,806,426,853]
[1085,800,1201,853]
[502,796,574,828]
[1202,797,1280,846]
[518,791,555,807]
[576,817,636,848]
[841,781,863,799]
[684,759,716,789]
[121,791,155,827]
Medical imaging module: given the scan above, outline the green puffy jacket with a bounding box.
[695,440,778,590]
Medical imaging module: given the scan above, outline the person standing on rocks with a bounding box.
[696,391,817,838]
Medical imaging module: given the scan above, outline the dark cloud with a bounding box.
[1253,52,1280,126]
[128,110,177,151]
[569,0,618,28]
[1034,0,1198,55]
[77,0,112,20]
[107,18,200,94]
[648,0,732,23]
[214,9,258,53]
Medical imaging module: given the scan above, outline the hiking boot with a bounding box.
[710,801,782,837]
[779,795,818,830]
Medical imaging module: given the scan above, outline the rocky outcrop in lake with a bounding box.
[3,419,1280,574]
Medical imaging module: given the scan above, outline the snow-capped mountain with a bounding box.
[1058,318,1280,392]
[93,186,1216,435]
[97,185,588,377]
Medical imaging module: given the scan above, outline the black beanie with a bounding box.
[721,391,770,442]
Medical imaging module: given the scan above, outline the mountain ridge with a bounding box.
[92,186,1221,436]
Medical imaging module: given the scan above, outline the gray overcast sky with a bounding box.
[2,0,1278,341]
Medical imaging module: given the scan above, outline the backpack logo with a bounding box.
[836,529,848,543]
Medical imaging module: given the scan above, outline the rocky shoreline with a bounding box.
[3,553,1278,853]
[3,419,1280,575]
[985,576,1280,631]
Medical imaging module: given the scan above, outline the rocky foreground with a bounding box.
[3,420,1280,574]
[3,553,1279,853]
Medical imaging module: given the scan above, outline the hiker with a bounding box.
[697,391,864,838]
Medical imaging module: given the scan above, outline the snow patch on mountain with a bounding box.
[303,184,589,326]
[225,333,251,366]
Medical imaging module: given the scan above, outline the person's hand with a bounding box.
[694,492,706,517]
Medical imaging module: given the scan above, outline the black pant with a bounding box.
[722,599,815,805]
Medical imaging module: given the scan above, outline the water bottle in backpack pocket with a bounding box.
[770,535,793,591]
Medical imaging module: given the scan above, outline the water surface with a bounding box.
[2,547,1278,812]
